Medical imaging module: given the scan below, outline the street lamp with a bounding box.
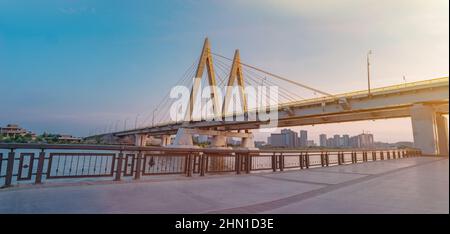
[114,120,119,131]
[152,108,158,127]
[134,114,140,129]
[367,50,373,96]
[123,118,129,131]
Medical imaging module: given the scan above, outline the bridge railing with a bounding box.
[0,143,421,188]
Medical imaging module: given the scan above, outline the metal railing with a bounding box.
[0,143,422,188]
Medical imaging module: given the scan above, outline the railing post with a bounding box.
[380,151,384,160]
[200,154,206,176]
[114,150,123,181]
[337,152,342,165]
[299,153,304,169]
[186,154,193,177]
[235,153,241,175]
[279,153,284,171]
[134,151,142,180]
[3,149,15,188]
[372,152,376,161]
[305,152,310,169]
[272,153,277,172]
[35,149,46,184]
[246,153,251,174]
[320,152,324,167]
[325,152,329,167]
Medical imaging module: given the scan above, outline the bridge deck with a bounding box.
[0,157,448,213]
[93,76,448,138]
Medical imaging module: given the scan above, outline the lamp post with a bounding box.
[367,50,372,96]
[152,108,157,127]
[123,118,129,131]
[134,114,140,129]
[114,120,119,131]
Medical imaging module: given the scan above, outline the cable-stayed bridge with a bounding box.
[86,38,449,156]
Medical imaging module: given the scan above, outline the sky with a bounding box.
[0,0,448,143]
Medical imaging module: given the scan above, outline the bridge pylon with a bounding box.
[185,37,221,122]
[222,49,248,118]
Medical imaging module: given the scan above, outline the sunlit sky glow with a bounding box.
[0,0,448,142]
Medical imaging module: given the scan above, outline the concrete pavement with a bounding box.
[0,157,448,214]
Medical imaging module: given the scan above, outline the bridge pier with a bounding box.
[436,114,449,156]
[161,135,172,147]
[211,135,229,148]
[239,130,256,149]
[134,134,148,146]
[169,128,256,149]
[411,104,448,156]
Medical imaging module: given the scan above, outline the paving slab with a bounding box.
[309,158,430,175]
[0,174,323,213]
[259,169,367,185]
[263,158,449,214]
[0,157,447,214]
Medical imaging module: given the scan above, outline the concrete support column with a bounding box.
[410,104,438,155]
[161,135,172,146]
[134,134,147,146]
[171,128,193,147]
[436,114,449,156]
[146,136,159,146]
[211,135,227,148]
[240,131,256,149]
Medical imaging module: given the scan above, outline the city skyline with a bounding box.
[0,0,448,140]
[264,127,407,149]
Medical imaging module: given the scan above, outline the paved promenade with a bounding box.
[0,157,448,214]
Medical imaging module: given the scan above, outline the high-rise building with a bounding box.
[269,129,299,148]
[327,138,335,148]
[299,130,308,147]
[360,133,374,148]
[281,129,298,148]
[342,134,350,147]
[333,134,341,147]
[316,132,375,148]
[349,133,374,148]
[268,134,283,147]
[319,134,327,147]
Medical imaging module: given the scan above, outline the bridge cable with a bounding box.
[214,58,301,103]
[211,52,335,98]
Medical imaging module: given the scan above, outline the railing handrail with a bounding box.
[0,142,419,154]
